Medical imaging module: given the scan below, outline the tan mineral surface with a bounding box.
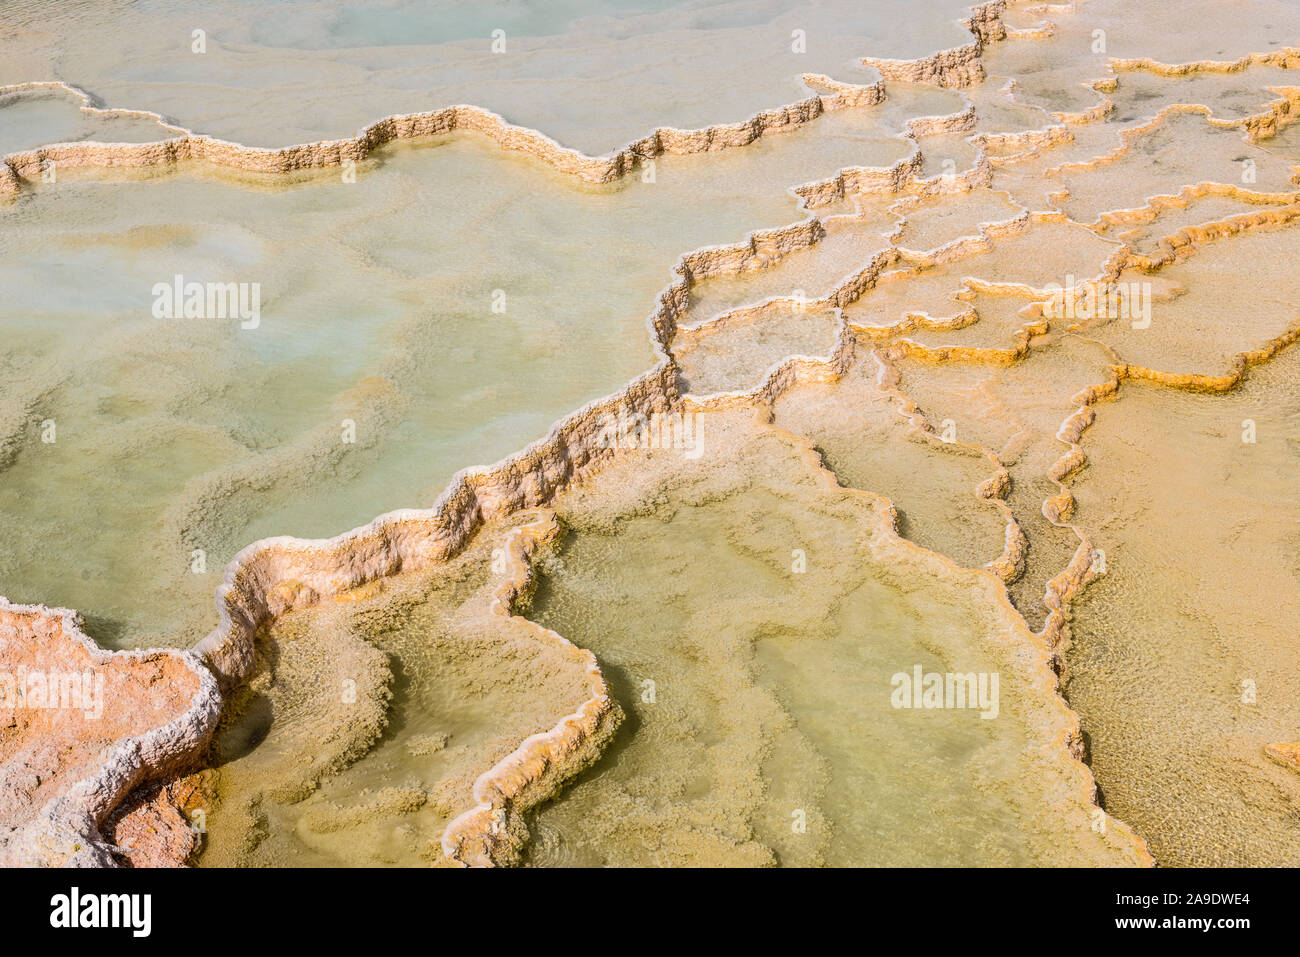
[1,0,1299,867]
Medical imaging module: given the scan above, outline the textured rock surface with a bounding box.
[3,0,1299,867]
[0,599,219,866]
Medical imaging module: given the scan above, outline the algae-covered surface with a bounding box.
[3,0,1300,867]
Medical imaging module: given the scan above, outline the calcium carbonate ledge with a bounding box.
[0,1,1039,200]
[761,412,1154,865]
[0,115,973,865]
[439,513,622,866]
[11,0,1282,863]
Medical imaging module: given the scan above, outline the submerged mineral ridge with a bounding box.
[1,0,1299,866]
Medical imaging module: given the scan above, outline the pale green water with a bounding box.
[772,353,1009,571]
[0,0,983,152]
[518,411,1145,866]
[1066,346,1300,866]
[0,103,929,647]
[2,0,1299,871]
[0,87,177,157]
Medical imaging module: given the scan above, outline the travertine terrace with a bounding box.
[0,599,218,867]
[1,0,1299,867]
